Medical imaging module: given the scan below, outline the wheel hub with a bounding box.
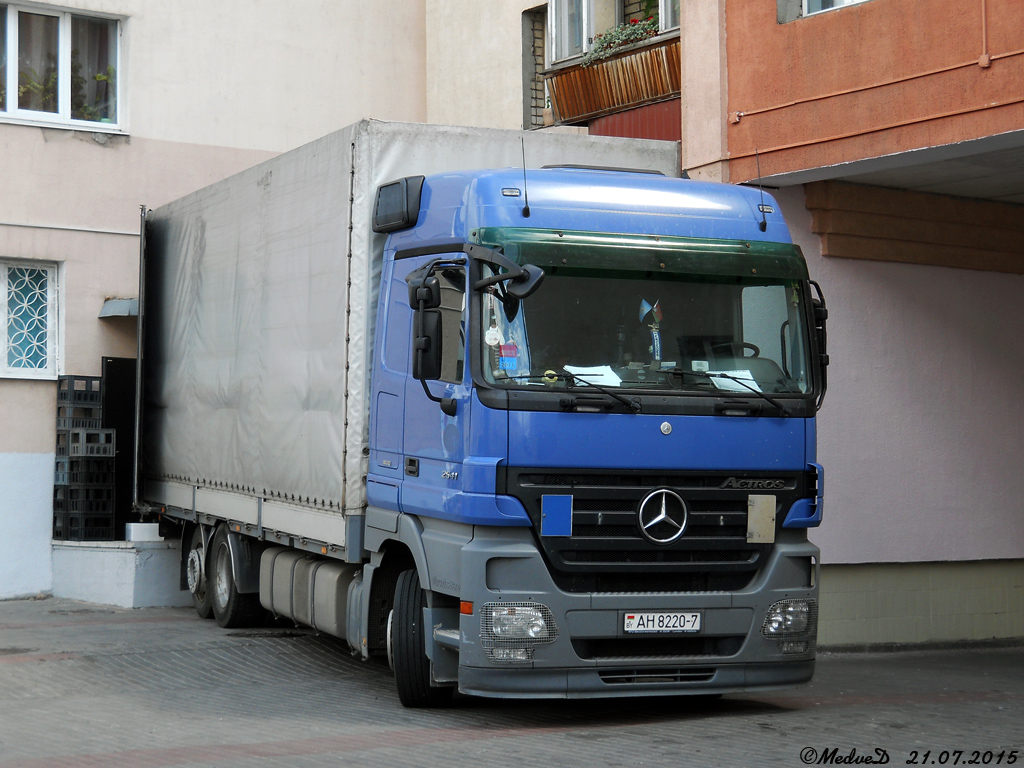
[186,549,204,594]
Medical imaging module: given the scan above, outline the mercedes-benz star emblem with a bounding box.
[637,489,688,545]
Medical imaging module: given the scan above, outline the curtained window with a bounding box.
[1,5,120,127]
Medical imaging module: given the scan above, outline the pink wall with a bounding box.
[777,185,1024,564]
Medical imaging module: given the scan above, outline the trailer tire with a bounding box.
[186,526,213,619]
[392,569,453,708]
[209,525,264,629]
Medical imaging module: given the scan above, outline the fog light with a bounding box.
[489,648,533,663]
[762,599,817,639]
[780,640,809,654]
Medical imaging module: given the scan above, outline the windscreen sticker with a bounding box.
[709,370,762,393]
[500,343,518,358]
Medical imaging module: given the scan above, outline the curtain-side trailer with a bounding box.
[138,120,828,707]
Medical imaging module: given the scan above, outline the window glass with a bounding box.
[483,271,810,396]
[18,11,59,113]
[4,263,55,375]
[71,15,116,122]
[663,0,680,29]
[2,7,121,127]
[805,0,868,14]
[436,267,466,384]
[481,270,532,383]
[552,0,584,62]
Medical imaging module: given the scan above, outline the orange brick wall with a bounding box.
[725,0,1024,182]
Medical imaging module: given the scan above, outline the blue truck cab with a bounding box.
[362,167,828,705]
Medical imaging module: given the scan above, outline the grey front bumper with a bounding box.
[453,528,819,699]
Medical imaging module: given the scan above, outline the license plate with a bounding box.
[623,611,702,634]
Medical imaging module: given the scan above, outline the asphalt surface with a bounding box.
[0,596,1021,768]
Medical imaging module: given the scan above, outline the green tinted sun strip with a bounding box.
[472,228,809,281]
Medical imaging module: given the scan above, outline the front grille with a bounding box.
[575,635,745,660]
[599,667,717,685]
[561,550,755,564]
[504,467,812,594]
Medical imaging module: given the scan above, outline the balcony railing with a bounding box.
[545,34,681,125]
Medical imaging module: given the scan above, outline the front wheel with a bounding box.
[209,525,264,629]
[391,569,453,708]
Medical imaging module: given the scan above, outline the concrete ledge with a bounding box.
[819,559,1024,646]
[52,540,192,609]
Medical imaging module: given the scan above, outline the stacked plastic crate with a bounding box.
[53,376,117,541]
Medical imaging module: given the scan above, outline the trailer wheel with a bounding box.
[392,569,453,708]
[186,526,213,619]
[209,525,264,628]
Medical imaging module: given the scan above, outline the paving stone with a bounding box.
[0,597,1021,767]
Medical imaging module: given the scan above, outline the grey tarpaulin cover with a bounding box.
[142,120,680,514]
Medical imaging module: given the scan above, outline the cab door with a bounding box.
[400,260,470,522]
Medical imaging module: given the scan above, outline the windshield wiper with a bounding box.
[668,369,789,416]
[498,371,641,413]
[562,369,641,413]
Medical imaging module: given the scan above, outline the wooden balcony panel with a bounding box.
[547,36,681,124]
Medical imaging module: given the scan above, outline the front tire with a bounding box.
[209,525,264,628]
[186,526,213,619]
[392,569,453,708]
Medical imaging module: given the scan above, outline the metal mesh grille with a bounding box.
[479,602,559,648]
[760,599,819,640]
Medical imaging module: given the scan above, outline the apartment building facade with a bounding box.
[0,0,426,599]
[3,0,1020,648]
[426,0,1024,646]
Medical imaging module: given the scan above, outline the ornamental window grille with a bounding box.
[2,260,59,378]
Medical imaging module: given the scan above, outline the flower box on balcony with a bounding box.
[545,33,681,125]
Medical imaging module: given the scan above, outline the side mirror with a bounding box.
[810,281,829,409]
[505,264,545,300]
[812,298,828,366]
[407,273,441,309]
[412,309,442,381]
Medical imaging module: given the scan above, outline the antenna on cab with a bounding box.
[755,147,768,232]
[521,138,531,218]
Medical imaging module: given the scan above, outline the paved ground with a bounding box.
[0,597,1021,768]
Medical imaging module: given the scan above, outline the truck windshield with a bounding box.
[477,230,812,396]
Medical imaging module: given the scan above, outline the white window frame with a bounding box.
[548,1,679,65]
[1,4,124,132]
[802,0,870,16]
[548,0,590,64]
[1,258,62,380]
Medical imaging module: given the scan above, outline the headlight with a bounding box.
[488,605,550,639]
[480,601,558,664]
[762,599,817,639]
